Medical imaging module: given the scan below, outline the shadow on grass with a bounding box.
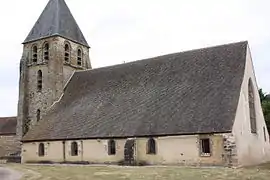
[243,162,270,170]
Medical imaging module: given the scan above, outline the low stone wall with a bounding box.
[0,135,21,159]
[0,159,7,164]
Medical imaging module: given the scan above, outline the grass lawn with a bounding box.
[6,163,270,180]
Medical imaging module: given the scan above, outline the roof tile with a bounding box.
[0,117,17,135]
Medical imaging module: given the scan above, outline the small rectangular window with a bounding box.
[200,138,211,156]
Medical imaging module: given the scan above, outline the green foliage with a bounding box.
[262,101,270,130]
[259,89,270,132]
[259,89,266,102]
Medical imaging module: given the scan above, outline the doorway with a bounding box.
[124,139,136,165]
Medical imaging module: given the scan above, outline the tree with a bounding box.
[262,101,270,131]
[259,89,270,132]
[259,89,267,102]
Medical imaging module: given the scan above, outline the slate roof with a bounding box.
[0,117,17,135]
[23,0,89,47]
[22,41,248,142]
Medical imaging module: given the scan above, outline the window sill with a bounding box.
[28,61,48,66]
[200,153,211,157]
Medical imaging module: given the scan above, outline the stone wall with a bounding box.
[0,135,20,158]
[222,134,237,167]
[232,45,270,166]
[22,134,228,166]
[17,36,91,138]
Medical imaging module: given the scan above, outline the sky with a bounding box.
[0,0,270,117]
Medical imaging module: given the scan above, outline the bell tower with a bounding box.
[17,0,91,138]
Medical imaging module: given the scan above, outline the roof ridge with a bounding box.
[0,117,17,119]
[55,0,60,33]
[180,40,248,53]
[76,40,248,74]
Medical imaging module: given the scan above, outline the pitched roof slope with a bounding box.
[23,0,89,47]
[23,41,248,142]
[0,117,17,135]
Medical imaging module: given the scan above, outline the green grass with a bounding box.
[7,163,270,180]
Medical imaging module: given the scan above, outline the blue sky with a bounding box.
[0,0,270,117]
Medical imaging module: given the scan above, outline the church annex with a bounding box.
[12,0,270,166]
[0,117,20,162]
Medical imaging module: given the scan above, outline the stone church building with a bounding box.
[1,0,270,166]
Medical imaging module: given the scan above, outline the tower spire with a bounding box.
[23,0,89,47]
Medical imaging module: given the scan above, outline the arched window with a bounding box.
[64,43,70,62]
[38,143,45,157]
[37,70,42,92]
[147,138,156,154]
[32,45,37,63]
[37,109,41,122]
[71,142,78,156]
[43,42,49,60]
[248,78,257,133]
[108,139,116,155]
[77,48,82,66]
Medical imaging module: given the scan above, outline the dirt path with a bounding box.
[0,166,22,180]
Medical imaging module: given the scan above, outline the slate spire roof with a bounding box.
[22,41,248,142]
[23,0,89,47]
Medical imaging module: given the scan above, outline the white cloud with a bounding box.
[0,0,270,116]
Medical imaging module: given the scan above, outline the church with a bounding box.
[1,0,270,166]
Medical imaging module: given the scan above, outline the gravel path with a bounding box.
[0,166,22,180]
